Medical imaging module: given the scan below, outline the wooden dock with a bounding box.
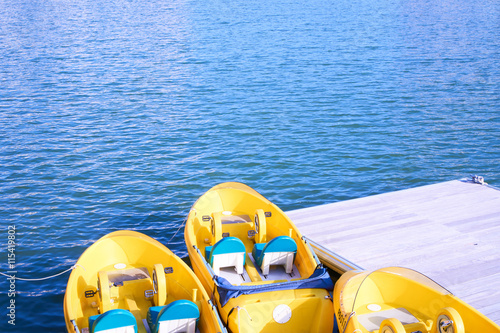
[287,179,500,324]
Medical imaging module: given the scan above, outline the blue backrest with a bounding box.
[148,300,200,333]
[89,309,137,333]
[262,236,297,254]
[208,236,246,266]
[254,236,297,267]
[157,299,200,322]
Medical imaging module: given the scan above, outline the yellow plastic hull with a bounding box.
[64,230,225,333]
[185,182,334,333]
[333,267,500,333]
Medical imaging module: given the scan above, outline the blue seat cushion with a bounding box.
[88,315,99,331]
[208,237,246,266]
[253,236,297,268]
[147,300,200,333]
[146,306,163,331]
[89,309,137,333]
[205,245,213,262]
[252,243,266,262]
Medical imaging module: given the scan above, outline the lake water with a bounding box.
[0,0,498,331]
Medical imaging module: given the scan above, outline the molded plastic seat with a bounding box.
[252,236,297,275]
[205,236,246,275]
[88,309,138,333]
[147,300,200,333]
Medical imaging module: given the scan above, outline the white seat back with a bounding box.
[95,326,136,333]
[212,252,245,275]
[261,251,295,275]
[158,318,197,333]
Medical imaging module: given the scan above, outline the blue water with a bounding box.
[1,0,499,330]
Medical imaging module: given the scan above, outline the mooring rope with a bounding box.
[1,216,185,282]
[0,264,82,281]
[165,216,187,245]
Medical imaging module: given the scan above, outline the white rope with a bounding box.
[237,306,252,333]
[341,312,357,333]
[0,264,82,281]
[165,216,187,245]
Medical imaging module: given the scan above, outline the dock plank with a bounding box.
[287,180,500,324]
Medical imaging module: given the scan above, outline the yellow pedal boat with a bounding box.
[64,230,227,333]
[333,267,500,333]
[185,182,334,333]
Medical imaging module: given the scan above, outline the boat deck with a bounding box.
[286,179,500,324]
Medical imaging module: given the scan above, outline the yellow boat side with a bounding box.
[333,267,500,333]
[185,182,334,333]
[64,230,225,333]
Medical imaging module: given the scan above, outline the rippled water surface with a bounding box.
[1,0,499,331]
